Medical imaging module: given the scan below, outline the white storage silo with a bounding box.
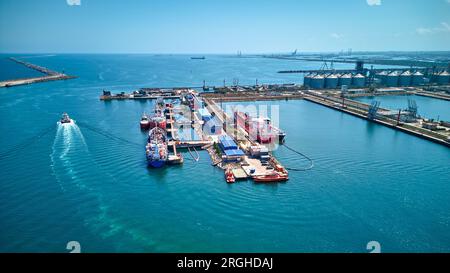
[412,71,424,86]
[399,71,412,86]
[352,73,366,87]
[310,74,325,89]
[376,71,388,85]
[339,73,352,87]
[437,71,450,84]
[325,74,339,89]
[386,71,400,87]
[303,73,313,87]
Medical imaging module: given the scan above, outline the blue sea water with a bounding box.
[0,54,449,253]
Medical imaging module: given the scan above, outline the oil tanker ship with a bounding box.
[149,107,167,129]
[139,109,166,130]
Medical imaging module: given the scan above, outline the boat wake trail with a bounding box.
[50,123,80,191]
[0,125,55,160]
[50,123,65,190]
[49,122,156,250]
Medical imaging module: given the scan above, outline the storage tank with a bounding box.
[352,73,366,87]
[339,73,352,87]
[437,71,450,84]
[325,74,339,89]
[303,73,313,87]
[399,71,412,86]
[386,71,400,87]
[376,71,389,85]
[412,71,424,86]
[310,74,325,89]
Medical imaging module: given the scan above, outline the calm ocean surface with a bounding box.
[0,54,449,253]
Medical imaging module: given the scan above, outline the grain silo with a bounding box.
[303,73,313,87]
[386,71,400,87]
[376,71,389,85]
[339,73,352,87]
[437,71,450,84]
[399,71,412,86]
[352,73,366,87]
[412,71,424,86]
[310,74,325,89]
[325,74,339,89]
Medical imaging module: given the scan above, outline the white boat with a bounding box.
[60,113,73,124]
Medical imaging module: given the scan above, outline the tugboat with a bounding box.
[60,113,73,124]
[140,113,150,130]
[253,172,288,183]
[146,127,168,168]
[225,168,235,183]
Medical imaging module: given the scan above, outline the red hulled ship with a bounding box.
[234,112,286,144]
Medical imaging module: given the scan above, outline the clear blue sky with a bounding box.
[0,0,449,53]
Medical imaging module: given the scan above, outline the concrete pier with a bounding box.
[415,90,450,101]
[0,57,76,88]
[203,97,290,182]
[303,92,450,148]
[201,91,304,102]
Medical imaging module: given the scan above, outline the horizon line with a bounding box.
[2,50,450,55]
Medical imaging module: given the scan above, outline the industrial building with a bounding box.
[218,135,245,163]
[300,59,448,89]
[202,118,222,135]
[303,69,430,89]
[198,108,212,122]
[304,72,368,89]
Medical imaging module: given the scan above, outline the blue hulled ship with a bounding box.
[146,127,168,168]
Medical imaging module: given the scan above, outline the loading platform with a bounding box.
[415,90,450,101]
[303,92,450,148]
[168,140,213,149]
[164,103,184,165]
[203,98,290,182]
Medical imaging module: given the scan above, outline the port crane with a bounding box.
[368,101,381,120]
